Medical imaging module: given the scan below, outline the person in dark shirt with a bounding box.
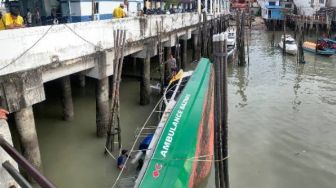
[117,149,129,170]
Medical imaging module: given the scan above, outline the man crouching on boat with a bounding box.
[117,149,129,170]
[164,53,178,86]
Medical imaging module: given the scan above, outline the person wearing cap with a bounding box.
[117,149,129,170]
[113,3,126,19]
[0,7,24,30]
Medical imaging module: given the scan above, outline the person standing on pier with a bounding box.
[0,7,24,30]
[113,3,126,19]
[164,53,178,86]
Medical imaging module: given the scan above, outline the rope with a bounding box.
[111,97,164,188]
[104,147,117,160]
[146,155,229,162]
[64,24,97,48]
[0,24,54,71]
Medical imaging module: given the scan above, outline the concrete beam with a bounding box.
[163,36,177,47]
[132,41,158,59]
[0,69,45,113]
[86,51,114,79]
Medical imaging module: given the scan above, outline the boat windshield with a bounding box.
[285,41,295,44]
[228,33,235,39]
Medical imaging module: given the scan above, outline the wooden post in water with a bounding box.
[297,24,305,64]
[282,16,286,54]
[222,36,229,188]
[105,29,126,153]
[315,23,319,53]
[175,36,182,70]
[237,11,246,66]
[157,21,164,93]
[61,76,74,121]
[213,32,229,188]
[182,33,188,70]
[272,21,275,47]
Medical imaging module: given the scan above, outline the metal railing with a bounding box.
[0,135,56,188]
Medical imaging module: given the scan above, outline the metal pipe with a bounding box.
[0,136,56,188]
[2,161,33,188]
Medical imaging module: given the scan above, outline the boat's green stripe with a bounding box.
[139,58,212,188]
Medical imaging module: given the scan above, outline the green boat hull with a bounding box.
[138,58,215,188]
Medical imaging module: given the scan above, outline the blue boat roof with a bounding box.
[265,5,282,9]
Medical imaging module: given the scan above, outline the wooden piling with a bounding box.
[221,39,229,188]
[297,25,305,64]
[105,29,126,152]
[282,18,286,54]
[61,76,74,121]
[96,77,109,137]
[192,34,199,61]
[213,33,229,188]
[237,11,246,66]
[14,106,42,173]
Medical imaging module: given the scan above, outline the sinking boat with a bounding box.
[278,35,297,55]
[115,58,215,188]
[303,41,335,56]
[136,58,214,187]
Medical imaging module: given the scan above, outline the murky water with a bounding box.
[229,31,336,188]
[27,29,336,188]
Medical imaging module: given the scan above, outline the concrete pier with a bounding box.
[140,57,151,105]
[61,76,74,121]
[0,120,19,188]
[96,78,109,137]
[14,106,42,172]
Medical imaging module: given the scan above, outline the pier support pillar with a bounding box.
[14,106,42,172]
[96,78,109,137]
[61,76,74,121]
[79,73,86,88]
[140,56,151,105]
[192,33,200,61]
[182,38,188,70]
[165,47,172,61]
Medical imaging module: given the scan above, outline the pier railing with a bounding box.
[0,136,56,188]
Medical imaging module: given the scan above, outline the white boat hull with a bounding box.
[278,42,297,55]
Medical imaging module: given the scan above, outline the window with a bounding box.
[269,2,276,5]
[94,2,99,14]
[319,0,324,4]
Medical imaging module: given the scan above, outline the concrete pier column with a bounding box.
[96,78,109,137]
[79,73,86,88]
[140,56,151,105]
[192,33,200,60]
[61,76,74,121]
[133,57,137,74]
[14,106,42,172]
[165,47,172,60]
[182,39,188,69]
